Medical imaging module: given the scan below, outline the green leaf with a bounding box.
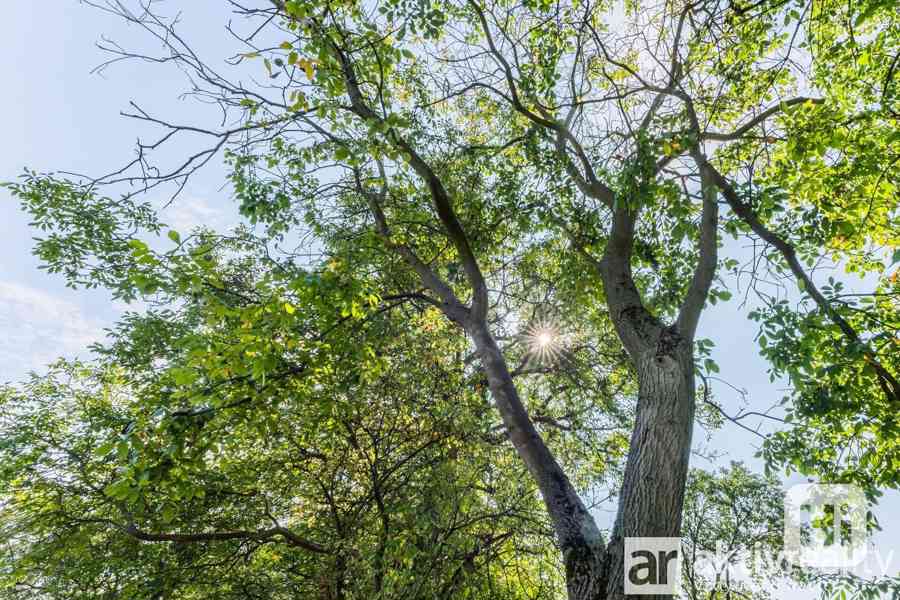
[94,440,116,457]
[161,504,176,524]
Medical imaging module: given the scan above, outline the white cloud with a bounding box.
[0,281,108,382]
[161,196,237,233]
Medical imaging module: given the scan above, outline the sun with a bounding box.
[523,318,565,364]
[536,331,554,347]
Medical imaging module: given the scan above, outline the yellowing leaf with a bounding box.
[298,58,316,81]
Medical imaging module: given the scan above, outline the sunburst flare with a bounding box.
[523,317,566,364]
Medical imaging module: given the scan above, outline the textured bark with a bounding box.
[603,330,695,600]
[567,198,699,599]
[566,545,607,600]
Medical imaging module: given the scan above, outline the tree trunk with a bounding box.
[467,305,695,600]
[469,327,607,600]
[603,329,695,600]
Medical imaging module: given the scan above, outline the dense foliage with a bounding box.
[1,0,898,598]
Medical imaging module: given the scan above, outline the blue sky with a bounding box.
[0,1,239,380]
[0,3,896,598]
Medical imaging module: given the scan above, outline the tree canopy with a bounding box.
[1,0,899,599]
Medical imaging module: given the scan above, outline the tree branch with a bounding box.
[122,523,330,553]
[677,153,720,339]
[331,35,489,324]
[702,97,823,141]
[694,153,900,404]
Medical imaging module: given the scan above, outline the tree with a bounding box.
[0,242,570,599]
[680,463,789,600]
[2,0,899,599]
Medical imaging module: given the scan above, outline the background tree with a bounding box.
[680,463,789,600]
[0,227,580,599]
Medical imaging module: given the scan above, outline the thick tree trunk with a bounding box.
[603,330,695,600]
[584,196,703,600]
